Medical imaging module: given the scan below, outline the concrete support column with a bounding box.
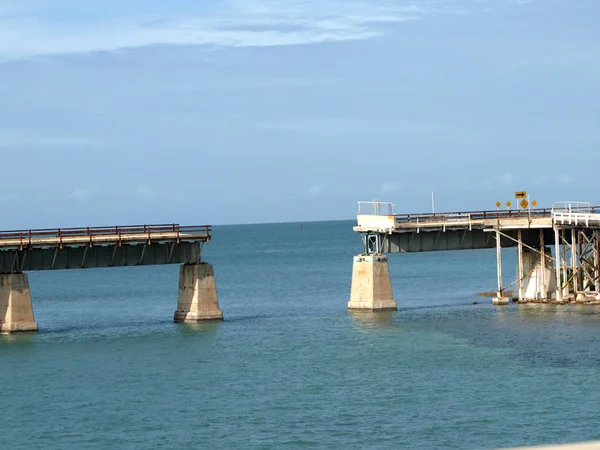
[518,230,525,301]
[0,273,38,334]
[494,230,510,305]
[521,248,557,302]
[562,229,569,298]
[572,229,585,302]
[540,230,547,300]
[174,263,223,322]
[555,227,563,303]
[348,255,397,311]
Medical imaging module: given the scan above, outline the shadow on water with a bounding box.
[349,310,397,330]
[178,321,222,334]
[516,304,600,322]
[0,333,35,346]
[37,318,177,335]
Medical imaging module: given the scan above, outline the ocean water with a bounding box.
[2,220,600,449]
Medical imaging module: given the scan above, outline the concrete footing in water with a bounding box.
[518,248,557,302]
[0,273,39,334]
[174,263,223,322]
[348,255,397,311]
[493,296,511,305]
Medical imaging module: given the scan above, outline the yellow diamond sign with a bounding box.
[506,201,512,208]
[496,201,501,208]
[532,200,538,207]
[520,199,529,210]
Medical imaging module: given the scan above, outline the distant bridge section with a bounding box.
[354,202,600,254]
[0,224,211,273]
[349,201,600,310]
[0,224,223,334]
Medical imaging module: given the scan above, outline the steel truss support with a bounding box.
[554,227,563,302]
[361,232,389,255]
[553,227,600,301]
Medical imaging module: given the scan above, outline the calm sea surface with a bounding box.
[2,220,600,449]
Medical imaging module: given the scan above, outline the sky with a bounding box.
[0,0,599,228]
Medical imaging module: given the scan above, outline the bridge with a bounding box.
[0,224,222,334]
[349,201,600,311]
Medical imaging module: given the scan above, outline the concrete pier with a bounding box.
[0,273,38,334]
[520,248,557,302]
[348,255,397,311]
[492,296,511,305]
[174,263,223,322]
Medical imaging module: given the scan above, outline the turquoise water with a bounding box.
[2,220,600,449]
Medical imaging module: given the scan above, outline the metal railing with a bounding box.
[394,207,562,225]
[0,224,212,248]
[358,201,395,216]
[552,201,592,213]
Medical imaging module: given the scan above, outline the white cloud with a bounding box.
[558,174,572,185]
[483,171,515,190]
[536,174,572,186]
[501,172,514,185]
[307,184,326,197]
[68,188,94,200]
[137,185,155,203]
[380,181,402,194]
[0,130,97,149]
[0,0,537,60]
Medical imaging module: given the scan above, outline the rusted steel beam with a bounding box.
[0,224,212,248]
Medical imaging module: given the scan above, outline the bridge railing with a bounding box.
[358,201,395,216]
[0,224,212,247]
[395,206,600,226]
[394,208,556,225]
[552,201,593,213]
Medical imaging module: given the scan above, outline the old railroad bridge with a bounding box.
[0,224,221,333]
[4,200,600,334]
[349,201,600,311]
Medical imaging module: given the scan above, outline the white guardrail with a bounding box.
[357,201,395,216]
[552,202,600,227]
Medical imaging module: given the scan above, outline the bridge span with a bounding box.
[349,201,600,311]
[0,224,222,334]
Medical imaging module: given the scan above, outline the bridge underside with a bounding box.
[0,242,201,273]
[386,228,555,253]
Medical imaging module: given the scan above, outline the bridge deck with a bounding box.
[354,205,600,253]
[356,207,600,234]
[0,224,211,250]
[0,224,211,273]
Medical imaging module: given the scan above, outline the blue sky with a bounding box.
[0,0,599,227]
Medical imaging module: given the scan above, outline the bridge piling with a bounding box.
[519,248,556,302]
[518,230,525,301]
[0,273,38,334]
[540,230,547,300]
[555,228,563,303]
[348,254,397,312]
[174,263,223,322]
[494,230,510,305]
